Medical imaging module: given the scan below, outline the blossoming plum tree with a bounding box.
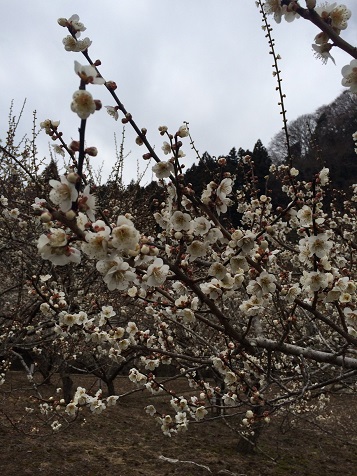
[1,2,357,452]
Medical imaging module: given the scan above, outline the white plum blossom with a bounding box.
[146,258,170,286]
[82,221,110,259]
[74,61,105,85]
[264,0,284,23]
[326,278,356,302]
[152,161,174,179]
[208,262,227,280]
[186,240,208,261]
[52,144,65,156]
[206,227,224,244]
[319,167,330,185]
[82,233,108,259]
[145,405,157,416]
[71,90,96,119]
[312,43,335,64]
[201,181,215,204]
[239,295,264,316]
[307,234,333,258]
[105,106,119,120]
[315,2,351,30]
[51,420,62,431]
[100,305,116,320]
[172,281,187,295]
[230,255,249,273]
[256,271,277,295]
[78,185,96,222]
[111,216,140,251]
[284,3,300,22]
[264,0,299,23]
[126,321,138,335]
[161,141,172,155]
[178,308,196,324]
[106,395,119,406]
[65,402,78,416]
[224,371,237,386]
[341,60,357,93]
[297,205,313,227]
[200,280,222,300]
[176,124,189,138]
[128,368,147,385]
[37,229,81,266]
[192,216,211,236]
[298,239,313,265]
[217,177,233,200]
[40,119,60,135]
[222,393,238,406]
[59,312,79,328]
[216,195,232,215]
[300,270,332,293]
[344,307,357,329]
[4,208,20,219]
[63,35,92,52]
[285,283,302,303]
[170,211,192,232]
[66,14,86,35]
[102,257,137,291]
[175,295,189,307]
[195,405,208,420]
[236,231,256,255]
[49,175,78,212]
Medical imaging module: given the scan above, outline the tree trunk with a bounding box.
[60,369,74,404]
[105,378,115,396]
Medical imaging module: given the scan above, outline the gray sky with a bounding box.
[1,1,356,184]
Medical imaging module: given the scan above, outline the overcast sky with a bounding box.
[1,1,356,184]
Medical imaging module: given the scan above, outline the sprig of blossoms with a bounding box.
[263,0,300,23]
[57,14,86,37]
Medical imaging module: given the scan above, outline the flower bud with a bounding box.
[66,210,76,220]
[40,212,52,223]
[69,141,80,152]
[67,172,79,183]
[85,147,98,157]
[105,81,117,90]
[260,240,269,250]
[306,0,316,9]
[94,100,102,111]
[57,18,68,27]
[141,244,150,255]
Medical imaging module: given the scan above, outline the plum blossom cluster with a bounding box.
[313,2,351,65]
[58,16,105,119]
[4,9,355,441]
[263,0,301,23]
[58,15,92,52]
[64,387,118,416]
[34,109,357,435]
[262,2,355,90]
